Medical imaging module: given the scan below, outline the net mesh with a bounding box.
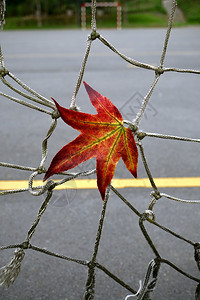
[0,0,200,299]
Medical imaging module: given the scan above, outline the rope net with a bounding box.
[0,0,200,299]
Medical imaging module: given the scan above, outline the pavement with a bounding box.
[0,27,200,299]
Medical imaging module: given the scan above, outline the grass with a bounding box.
[3,15,78,30]
[3,6,200,30]
[3,0,200,30]
[125,12,168,27]
[177,0,200,24]
[3,13,169,30]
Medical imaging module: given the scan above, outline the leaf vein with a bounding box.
[122,129,134,168]
[102,129,122,186]
[61,127,121,166]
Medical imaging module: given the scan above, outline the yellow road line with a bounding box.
[0,177,200,191]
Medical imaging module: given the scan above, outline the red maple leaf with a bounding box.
[44,82,138,200]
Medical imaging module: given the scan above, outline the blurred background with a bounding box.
[4,0,200,30]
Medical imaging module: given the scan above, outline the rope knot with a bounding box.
[0,67,8,77]
[87,260,96,269]
[128,124,138,133]
[143,210,155,221]
[89,30,100,41]
[69,105,80,112]
[137,131,146,140]
[21,241,30,249]
[37,166,46,174]
[155,66,164,75]
[45,179,56,191]
[151,191,161,200]
[52,109,60,119]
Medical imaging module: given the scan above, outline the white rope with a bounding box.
[0,0,5,30]
[125,281,142,299]
[161,193,200,204]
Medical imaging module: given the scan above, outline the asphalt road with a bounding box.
[0,27,200,300]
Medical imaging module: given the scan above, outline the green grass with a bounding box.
[177,0,200,24]
[3,13,169,30]
[3,3,200,31]
[3,0,200,30]
[3,15,79,30]
[126,12,168,27]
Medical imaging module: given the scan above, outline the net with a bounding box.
[0,0,200,299]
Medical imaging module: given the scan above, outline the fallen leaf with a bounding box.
[44,82,138,200]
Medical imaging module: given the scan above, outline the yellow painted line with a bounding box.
[0,177,200,191]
